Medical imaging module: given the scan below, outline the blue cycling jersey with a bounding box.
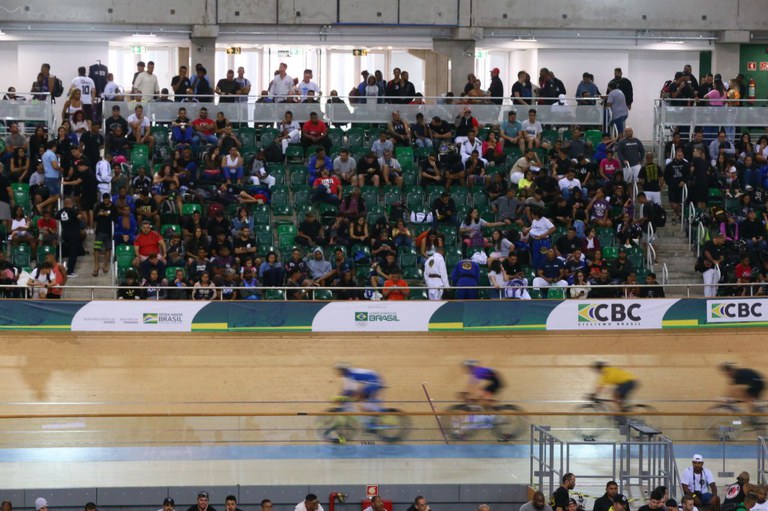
[472,366,496,380]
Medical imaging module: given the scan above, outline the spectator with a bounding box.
[356,152,382,188]
[452,258,480,299]
[382,267,409,300]
[333,148,357,186]
[379,149,403,187]
[295,494,324,511]
[133,220,167,267]
[296,211,325,247]
[406,496,430,511]
[55,197,82,277]
[593,481,620,511]
[521,109,548,150]
[387,111,411,147]
[127,104,155,152]
[27,262,55,299]
[192,107,218,147]
[371,131,394,159]
[420,153,444,186]
[520,492,553,511]
[412,113,433,148]
[432,192,457,226]
[304,247,334,286]
[606,82,629,136]
[118,271,142,299]
[192,272,216,300]
[301,111,330,151]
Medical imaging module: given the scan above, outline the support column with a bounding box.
[434,38,476,96]
[408,49,449,98]
[712,43,740,83]
[191,24,219,84]
[178,47,191,72]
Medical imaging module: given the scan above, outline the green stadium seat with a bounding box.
[313,289,334,300]
[286,145,304,163]
[237,127,258,148]
[602,246,619,261]
[151,126,170,146]
[328,128,344,148]
[259,128,279,148]
[265,289,286,300]
[346,128,366,147]
[36,244,57,262]
[130,144,149,168]
[9,244,30,268]
[181,203,202,217]
[166,266,186,281]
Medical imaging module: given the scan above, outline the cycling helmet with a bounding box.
[334,362,350,371]
[463,359,479,367]
[719,362,736,372]
[593,360,607,370]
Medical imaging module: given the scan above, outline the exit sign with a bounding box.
[747,61,757,71]
[475,50,487,58]
[130,46,145,54]
[352,49,368,56]
[226,47,242,55]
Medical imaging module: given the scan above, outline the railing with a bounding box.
[661,263,669,285]
[102,94,607,127]
[11,281,768,300]
[0,92,54,131]
[645,221,656,273]
[758,437,768,485]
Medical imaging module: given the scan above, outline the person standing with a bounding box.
[608,67,633,109]
[92,193,117,276]
[615,127,645,184]
[488,68,504,105]
[55,196,83,278]
[133,60,160,101]
[552,474,577,511]
[71,66,96,124]
[171,66,191,101]
[593,481,620,511]
[424,247,449,300]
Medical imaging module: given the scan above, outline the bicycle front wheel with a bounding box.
[491,404,528,441]
[704,403,744,441]
[568,403,614,440]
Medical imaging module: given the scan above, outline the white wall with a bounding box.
[0,43,19,95]
[16,42,108,96]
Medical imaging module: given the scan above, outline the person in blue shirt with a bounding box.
[307,147,333,185]
[451,259,480,299]
[335,363,384,411]
[462,360,504,405]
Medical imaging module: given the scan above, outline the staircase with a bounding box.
[651,204,703,297]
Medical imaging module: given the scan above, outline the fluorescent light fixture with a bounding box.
[514,36,536,42]
[665,39,684,44]
[132,32,156,37]
[0,30,5,35]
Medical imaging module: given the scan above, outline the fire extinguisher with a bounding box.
[748,76,756,105]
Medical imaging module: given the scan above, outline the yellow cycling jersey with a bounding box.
[599,367,635,386]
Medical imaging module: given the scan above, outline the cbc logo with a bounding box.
[578,303,642,324]
[710,302,763,320]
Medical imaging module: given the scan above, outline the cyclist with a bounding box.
[334,363,384,412]
[719,363,765,413]
[591,361,637,411]
[463,360,504,405]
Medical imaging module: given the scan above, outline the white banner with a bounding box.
[71,301,209,332]
[311,301,446,332]
[706,299,768,323]
[545,299,678,330]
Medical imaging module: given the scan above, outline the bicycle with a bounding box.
[440,393,527,441]
[315,396,411,444]
[704,400,768,441]
[568,395,657,440]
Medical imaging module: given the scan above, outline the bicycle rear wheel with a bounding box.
[568,403,614,440]
[705,403,744,441]
[373,408,412,443]
[315,407,360,443]
[491,404,528,441]
[441,404,481,441]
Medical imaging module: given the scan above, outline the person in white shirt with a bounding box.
[95,156,113,197]
[378,149,402,186]
[268,62,294,102]
[558,170,582,200]
[680,454,720,511]
[297,69,320,99]
[71,66,96,122]
[460,130,486,165]
[424,247,449,300]
[521,108,550,150]
[133,60,160,101]
[751,488,768,511]
[276,111,301,154]
[525,208,556,268]
[126,105,155,151]
[295,495,324,511]
[103,73,120,101]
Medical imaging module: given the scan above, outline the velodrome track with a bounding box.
[0,329,755,416]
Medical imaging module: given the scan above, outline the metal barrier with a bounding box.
[530,422,677,500]
[0,92,54,131]
[758,437,768,485]
[103,95,606,127]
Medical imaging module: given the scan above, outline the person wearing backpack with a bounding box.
[39,63,63,101]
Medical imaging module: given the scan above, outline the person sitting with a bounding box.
[532,249,568,297]
[311,167,342,205]
[382,267,410,300]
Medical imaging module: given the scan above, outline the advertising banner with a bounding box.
[71,301,209,331]
[706,298,768,324]
[311,301,447,332]
[546,299,679,330]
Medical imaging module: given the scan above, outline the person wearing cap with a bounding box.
[188,492,216,511]
[157,497,176,511]
[681,455,718,510]
[34,498,48,511]
[567,499,581,511]
[488,68,504,105]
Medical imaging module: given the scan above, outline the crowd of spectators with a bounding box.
[14,58,768,300]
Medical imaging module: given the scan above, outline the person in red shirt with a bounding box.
[36,208,59,247]
[301,111,331,151]
[133,220,167,266]
[382,267,410,300]
[311,168,342,205]
[192,107,218,146]
[735,254,754,296]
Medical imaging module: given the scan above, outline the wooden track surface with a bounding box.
[0,329,758,415]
